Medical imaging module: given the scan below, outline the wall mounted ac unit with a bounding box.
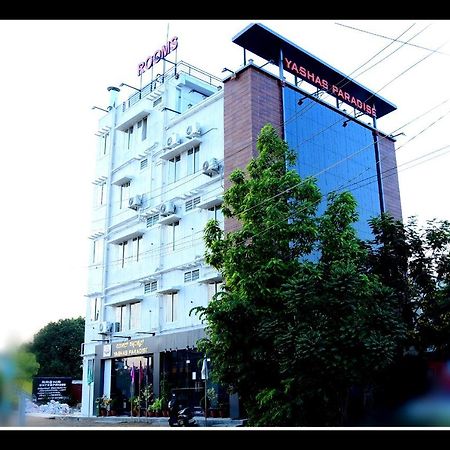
[166,133,181,149]
[185,123,201,138]
[99,321,112,334]
[202,158,220,176]
[113,322,121,333]
[159,201,176,216]
[128,195,143,210]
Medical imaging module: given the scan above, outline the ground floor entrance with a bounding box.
[110,355,153,416]
[86,328,238,418]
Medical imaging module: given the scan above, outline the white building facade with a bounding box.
[81,62,224,416]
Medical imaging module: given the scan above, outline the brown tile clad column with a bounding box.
[378,137,403,221]
[223,65,283,232]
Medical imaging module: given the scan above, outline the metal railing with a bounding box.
[121,61,223,113]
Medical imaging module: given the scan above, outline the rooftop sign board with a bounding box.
[232,23,397,119]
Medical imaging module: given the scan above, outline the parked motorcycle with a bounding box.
[168,394,197,427]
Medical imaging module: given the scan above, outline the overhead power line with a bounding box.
[335,22,450,56]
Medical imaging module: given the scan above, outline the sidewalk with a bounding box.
[19,413,244,428]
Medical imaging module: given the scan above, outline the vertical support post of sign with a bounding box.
[243,48,247,66]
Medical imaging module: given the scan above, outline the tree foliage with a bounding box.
[367,214,450,359]
[13,349,40,391]
[27,317,85,379]
[194,124,405,426]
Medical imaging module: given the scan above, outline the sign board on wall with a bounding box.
[32,377,72,404]
[107,338,151,359]
[232,23,397,119]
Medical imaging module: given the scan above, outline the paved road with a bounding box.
[5,414,241,428]
[23,415,167,427]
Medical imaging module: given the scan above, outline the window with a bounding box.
[164,293,178,323]
[126,125,134,150]
[185,196,201,212]
[208,204,222,221]
[144,281,157,294]
[208,281,223,302]
[147,214,159,227]
[187,146,200,175]
[116,304,127,331]
[142,116,147,141]
[168,155,181,183]
[103,133,109,155]
[119,241,128,268]
[120,181,131,209]
[140,158,148,170]
[90,297,101,322]
[184,269,200,283]
[131,236,142,262]
[115,302,141,331]
[167,221,179,251]
[92,239,104,265]
[97,183,105,207]
[130,302,141,330]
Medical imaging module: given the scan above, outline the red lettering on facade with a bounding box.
[283,59,378,117]
[307,70,316,82]
[161,43,170,58]
[138,62,146,76]
[153,50,162,64]
[137,36,179,77]
[170,36,179,52]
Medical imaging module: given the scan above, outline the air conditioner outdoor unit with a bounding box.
[128,195,143,210]
[202,158,220,176]
[99,321,112,334]
[113,322,121,333]
[185,123,201,138]
[166,133,181,149]
[159,201,176,216]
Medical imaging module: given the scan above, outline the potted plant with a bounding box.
[142,386,153,416]
[131,396,141,416]
[218,402,229,418]
[150,398,163,416]
[103,396,112,415]
[207,387,218,417]
[95,396,111,416]
[109,398,118,416]
[95,397,102,417]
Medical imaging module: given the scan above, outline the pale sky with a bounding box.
[1,20,449,351]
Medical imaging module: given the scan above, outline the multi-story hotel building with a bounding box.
[81,23,402,418]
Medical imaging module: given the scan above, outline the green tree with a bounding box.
[367,214,450,358]
[194,124,404,426]
[27,317,85,379]
[13,349,40,392]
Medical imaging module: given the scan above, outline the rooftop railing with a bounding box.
[121,61,223,113]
